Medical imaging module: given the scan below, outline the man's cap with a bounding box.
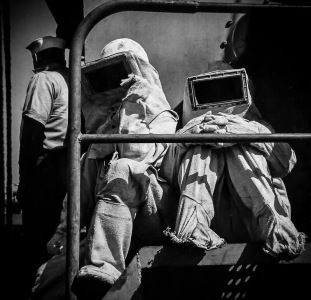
[26,36,67,54]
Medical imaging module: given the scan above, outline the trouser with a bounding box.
[172,144,305,259]
[225,145,305,258]
[84,158,178,278]
[19,149,68,287]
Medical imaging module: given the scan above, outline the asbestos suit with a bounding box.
[30,38,179,300]
[74,39,179,295]
[160,64,306,260]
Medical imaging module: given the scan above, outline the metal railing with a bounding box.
[67,1,311,298]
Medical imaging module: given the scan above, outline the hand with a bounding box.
[218,112,276,150]
[120,74,136,89]
[218,112,257,134]
[180,112,229,148]
[199,114,228,134]
[121,74,152,102]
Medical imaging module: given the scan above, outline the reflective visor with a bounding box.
[188,68,249,111]
[81,53,133,98]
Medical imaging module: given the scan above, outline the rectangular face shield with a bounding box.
[187,68,249,111]
[81,53,133,99]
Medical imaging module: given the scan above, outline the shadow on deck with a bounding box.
[104,243,311,300]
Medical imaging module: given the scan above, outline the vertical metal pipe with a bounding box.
[3,0,12,231]
[66,42,82,300]
[0,0,5,234]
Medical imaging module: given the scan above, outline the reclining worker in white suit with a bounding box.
[30,38,179,300]
[160,62,306,261]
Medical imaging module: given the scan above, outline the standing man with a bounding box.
[16,36,69,292]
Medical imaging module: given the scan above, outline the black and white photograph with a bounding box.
[1,1,311,299]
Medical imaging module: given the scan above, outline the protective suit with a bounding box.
[160,63,306,260]
[30,38,179,300]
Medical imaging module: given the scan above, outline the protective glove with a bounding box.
[120,74,152,102]
[178,112,228,148]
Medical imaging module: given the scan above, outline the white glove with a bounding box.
[179,112,228,148]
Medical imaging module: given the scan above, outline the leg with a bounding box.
[166,145,226,250]
[73,158,165,298]
[21,151,67,297]
[225,145,306,259]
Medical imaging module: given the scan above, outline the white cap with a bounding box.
[26,36,67,54]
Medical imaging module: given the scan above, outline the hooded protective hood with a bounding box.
[100,38,149,62]
[84,38,177,162]
[82,38,168,134]
[182,61,263,126]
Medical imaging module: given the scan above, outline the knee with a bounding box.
[108,158,144,179]
[108,158,133,179]
[110,158,132,169]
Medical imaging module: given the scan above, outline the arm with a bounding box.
[118,75,178,165]
[176,112,296,178]
[223,113,296,177]
[159,112,224,186]
[17,72,55,203]
[140,110,179,167]
[17,116,45,204]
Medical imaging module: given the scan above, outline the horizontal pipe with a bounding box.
[194,1,310,13]
[79,133,311,143]
[78,0,311,19]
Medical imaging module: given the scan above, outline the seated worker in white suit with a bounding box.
[160,61,306,260]
[30,38,179,300]
[72,38,180,299]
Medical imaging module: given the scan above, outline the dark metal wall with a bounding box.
[228,9,311,237]
[45,0,84,47]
